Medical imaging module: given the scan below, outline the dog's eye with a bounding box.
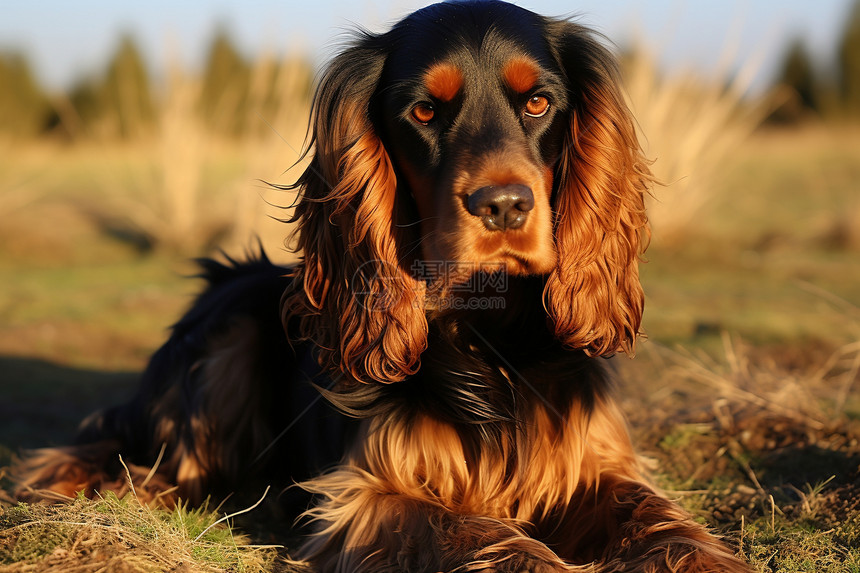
[411,103,435,124]
[524,95,550,118]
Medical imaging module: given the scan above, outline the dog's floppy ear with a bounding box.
[283,35,427,383]
[543,21,652,357]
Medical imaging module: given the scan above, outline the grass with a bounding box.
[0,492,282,572]
[622,43,777,246]
[616,316,860,571]
[638,124,860,352]
[640,246,860,352]
[0,255,193,369]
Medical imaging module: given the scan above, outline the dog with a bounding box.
[17,2,752,571]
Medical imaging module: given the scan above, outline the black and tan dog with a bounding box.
[18,2,750,571]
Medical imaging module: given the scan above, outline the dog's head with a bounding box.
[285,0,652,383]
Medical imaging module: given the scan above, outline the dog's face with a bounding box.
[376,3,567,277]
[287,0,653,383]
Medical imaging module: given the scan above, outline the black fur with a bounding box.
[74,253,356,501]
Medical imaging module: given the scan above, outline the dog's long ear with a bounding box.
[283,35,427,384]
[544,22,652,357]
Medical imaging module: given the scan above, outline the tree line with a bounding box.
[772,0,860,122]
[1,1,859,140]
[0,29,313,141]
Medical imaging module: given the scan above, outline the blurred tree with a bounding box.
[837,0,860,116]
[199,28,250,135]
[246,55,314,138]
[770,37,819,123]
[0,52,51,138]
[66,77,103,135]
[64,34,155,139]
[102,34,157,138]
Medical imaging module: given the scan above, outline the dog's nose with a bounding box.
[467,184,535,231]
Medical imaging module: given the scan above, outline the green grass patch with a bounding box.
[0,493,281,572]
[741,517,860,572]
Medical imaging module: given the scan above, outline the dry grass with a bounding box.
[620,329,860,572]
[54,51,312,259]
[0,491,283,573]
[219,54,310,261]
[622,43,779,246]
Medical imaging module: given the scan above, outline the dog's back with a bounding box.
[16,253,355,506]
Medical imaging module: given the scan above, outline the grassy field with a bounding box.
[1,124,859,571]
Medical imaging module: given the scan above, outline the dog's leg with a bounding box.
[542,477,750,572]
[601,480,750,572]
[540,400,751,572]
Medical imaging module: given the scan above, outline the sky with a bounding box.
[1,0,854,93]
